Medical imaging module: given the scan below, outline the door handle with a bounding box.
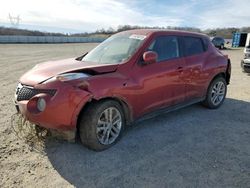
[177,67,183,72]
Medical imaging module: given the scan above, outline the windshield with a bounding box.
[82,33,146,64]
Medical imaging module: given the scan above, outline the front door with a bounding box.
[133,35,186,116]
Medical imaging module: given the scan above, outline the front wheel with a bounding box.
[202,77,227,109]
[79,100,125,151]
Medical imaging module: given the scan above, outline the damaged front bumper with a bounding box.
[14,81,92,141]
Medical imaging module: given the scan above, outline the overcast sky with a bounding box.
[0,0,249,33]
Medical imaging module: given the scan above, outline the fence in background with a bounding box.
[0,35,106,43]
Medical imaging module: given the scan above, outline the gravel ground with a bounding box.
[0,44,249,188]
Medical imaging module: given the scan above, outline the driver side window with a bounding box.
[148,36,179,62]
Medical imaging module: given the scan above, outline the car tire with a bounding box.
[202,77,227,109]
[79,100,125,151]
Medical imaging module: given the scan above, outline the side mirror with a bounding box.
[143,51,158,64]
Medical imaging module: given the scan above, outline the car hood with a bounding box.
[19,58,118,86]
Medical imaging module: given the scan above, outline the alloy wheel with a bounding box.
[211,81,226,106]
[96,107,122,145]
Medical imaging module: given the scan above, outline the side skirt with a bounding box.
[134,97,205,124]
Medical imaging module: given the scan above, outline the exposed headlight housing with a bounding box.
[43,73,89,83]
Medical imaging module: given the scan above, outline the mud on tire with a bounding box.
[79,100,125,151]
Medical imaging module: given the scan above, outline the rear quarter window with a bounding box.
[183,36,205,56]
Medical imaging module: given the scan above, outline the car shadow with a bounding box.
[222,47,243,51]
[242,70,250,76]
[45,98,250,188]
[243,72,250,76]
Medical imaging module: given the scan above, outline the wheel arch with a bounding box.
[212,72,226,81]
[205,72,226,96]
[212,59,231,85]
[76,96,133,132]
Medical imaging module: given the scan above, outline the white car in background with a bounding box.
[241,45,250,73]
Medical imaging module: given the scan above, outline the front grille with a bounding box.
[16,84,56,101]
[245,53,250,58]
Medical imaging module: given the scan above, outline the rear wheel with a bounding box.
[203,77,227,109]
[79,100,124,151]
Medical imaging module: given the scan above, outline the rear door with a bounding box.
[181,36,207,100]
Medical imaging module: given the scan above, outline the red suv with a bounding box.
[15,30,231,151]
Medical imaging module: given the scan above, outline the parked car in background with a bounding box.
[241,45,250,73]
[212,37,225,49]
[14,29,231,151]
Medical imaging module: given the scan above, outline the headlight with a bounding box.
[43,73,89,83]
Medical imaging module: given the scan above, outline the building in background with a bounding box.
[246,34,250,47]
[232,32,250,47]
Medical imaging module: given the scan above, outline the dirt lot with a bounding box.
[0,44,249,188]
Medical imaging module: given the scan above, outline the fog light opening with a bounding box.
[37,98,46,112]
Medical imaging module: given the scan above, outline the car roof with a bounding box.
[121,29,208,38]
